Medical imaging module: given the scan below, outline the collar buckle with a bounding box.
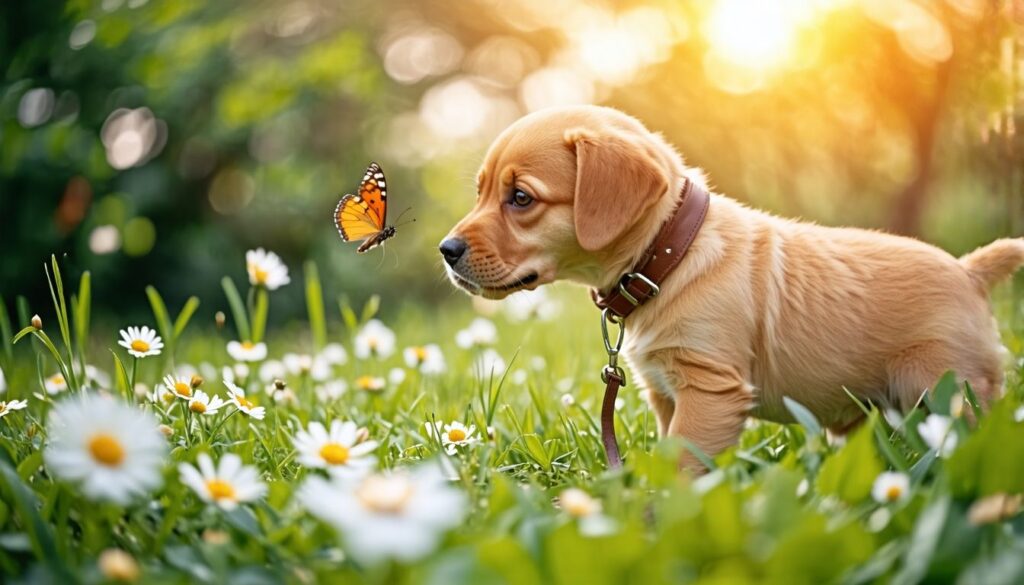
[618,272,660,307]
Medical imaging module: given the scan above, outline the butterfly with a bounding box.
[334,162,398,253]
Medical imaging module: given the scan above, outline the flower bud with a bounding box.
[98,548,140,582]
[355,426,370,444]
[273,379,287,391]
[190,375,204,389]
[158,424,174,437]
[215,311,226,329]
[31,314,42,330]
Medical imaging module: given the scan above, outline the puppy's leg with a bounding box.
[887,341,1002,413]
[644,387,675,437]
[665,355,754,472]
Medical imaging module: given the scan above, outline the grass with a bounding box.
[0,255,1023,584]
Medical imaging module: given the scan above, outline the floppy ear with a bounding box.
[565,127,669,252]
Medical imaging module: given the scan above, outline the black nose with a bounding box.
[439,238,467,267]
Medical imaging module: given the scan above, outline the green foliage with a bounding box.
[816,417,885,504]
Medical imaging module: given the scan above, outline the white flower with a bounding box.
[559,488,616,537]
[222,364,249,385]
[354,376,386,392]
[316,380,348,402]
[917,414,958,457]
[511,369,528,385]
[84,365,111,389]
[425,421,480,455]
[298,465,466,564]
[403,345,446,375]
[561,393,575,408]
[473,349,506,378]
[872,471,910,504]
[0,367,5,394]
[227,340,267,362]
[44,395,166,504]
[44,373,68,394]
[273,388,298,406]
[503,288,560,322]
[320,343,348,366]
[188,391,225,415]
[354,320,396,359]
[0,399,28,420]
[283,353,331,381]
[293,420,378,476]
[389,368,407,385]
[1014,405,1024,423]
[179,452,266,510]
[162,374,195,400]
[224,380,266,420]
[455,318,497,349]
[246,248,290,290]
[117,326,163,358]
[529,356,546,370]
[149,385,176,406]
[258,359,287,383]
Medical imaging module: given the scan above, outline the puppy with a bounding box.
[440,105,1024,469]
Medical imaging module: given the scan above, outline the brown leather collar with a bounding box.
[591,179,711,320]
[592,178,710,469]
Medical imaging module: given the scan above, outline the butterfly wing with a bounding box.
[334,194,383,243]
[359,162,388,227]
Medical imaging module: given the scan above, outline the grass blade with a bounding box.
[0,457,67,577]
[172,296,201,340]
[304,261,327,350]
[74,271,91,371]
[221,277,251,341]
[252,288,269,344]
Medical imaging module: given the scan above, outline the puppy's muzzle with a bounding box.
[439,237,467,267]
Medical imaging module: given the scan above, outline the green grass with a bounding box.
[1,260,1024,584]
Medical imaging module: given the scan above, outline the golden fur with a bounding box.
[442,105,1024,470]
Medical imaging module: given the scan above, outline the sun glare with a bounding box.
[705,0,803,70]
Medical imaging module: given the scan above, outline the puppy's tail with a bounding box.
[959,238,1024,289]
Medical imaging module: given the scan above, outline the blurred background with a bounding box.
[1,0,1022,327]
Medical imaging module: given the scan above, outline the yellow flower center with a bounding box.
[250,263,269,285]
[356,476,413,514]
[130,340,150,353]
[88,433,125,467]
[319,443,350,465]
[174,382,192,397]
[447,428,467,442]
[414,347,427,363]
[0,404,6,414]
[368,338,378,350]
[886,486,903,502]
[206,479,236,502]
[356,376,378,390]
[190,401,207,413]
[236,395,254,409]
[242,341,254,350]
[161,392,175,404]
[49,374,65,386]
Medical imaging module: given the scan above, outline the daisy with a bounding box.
[388,368,406,385]
[503,288,560,322]
[222,363,250,386]
[455,318,497,349]
[403,344,446,375]
[353,320,396,359]
[559,488,616,536]
[258,359,287,383]
[871,471,910,504]
[44,372,67,394]
[315,380,348,402]
[297,465,466,564]
[425,420,480,455]
[917,414,958,457]
[0,367,6,394]
[188,391,226,415]
[224,380,265,420]
[354,376,386,392]
[473,349,506,378]
[163,374,194,400]
[84,365,111,390]
[179,452,266,510]
[320,343,348,366]
[44,394,166,504]
[227,340,267,362]
[0,399,28,420]
[246,248,290,290]
[293,420,378,476]
[282,353,331,381]
[117,326,163,358]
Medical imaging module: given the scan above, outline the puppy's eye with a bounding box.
[510,189,533,208]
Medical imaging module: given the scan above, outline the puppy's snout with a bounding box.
[439,237,468,267]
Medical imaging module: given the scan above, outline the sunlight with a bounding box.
[704,0,804,70]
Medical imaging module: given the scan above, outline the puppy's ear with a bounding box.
[565,127,669,252]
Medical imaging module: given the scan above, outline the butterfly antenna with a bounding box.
[393,206,416,227]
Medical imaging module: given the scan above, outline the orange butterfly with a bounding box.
[334,162,398,253]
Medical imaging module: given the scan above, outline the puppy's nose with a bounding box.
[439,238,467,267]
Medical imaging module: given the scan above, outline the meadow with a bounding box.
[1,251,1024,584]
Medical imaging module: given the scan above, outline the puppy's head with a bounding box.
[440,105,675,298]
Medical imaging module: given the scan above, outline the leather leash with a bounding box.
[591,179,711,468]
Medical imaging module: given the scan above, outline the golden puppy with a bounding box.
[440,105,1024,469]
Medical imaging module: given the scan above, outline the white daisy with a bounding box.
[149,384,177,406]
[179,452,266,510]
[44,372,68,394]
[503,288,560,322]
[273,388,298,406]
[298,465,466,564]
[283,353,331,381]
[222,364,249,385]
[84,365,112,390]
[473,349,506,379]
[258,359,287,383]
[425,420,480,455]
[44,394,166,504]
[561,393,576,407]
[293,420,378,476]
[455,318,497,349]
[403,344,446,375]
[0,399,28,420]
[559,488,616,536]
[162,374,195,400]
[353,320,396,359]
[117,326,163,358]
[388,368,407,385]
[319,343,348,366]
[0,367,5,394]
[1014,405,1024,423]
[188,391,226,415]
[354,375,386,392]
[224,380,265,420]
[871,471,910,504]
[315,380,348,402]
[917,414,958,457]
[227,340,267,362]
[246,248,290,290]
